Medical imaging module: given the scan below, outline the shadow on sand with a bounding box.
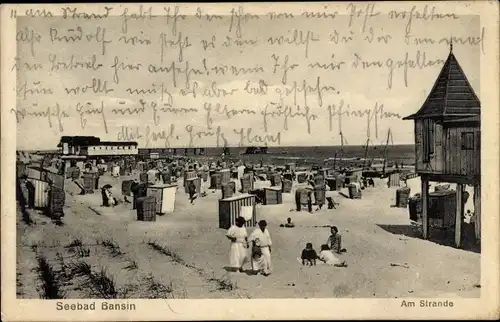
[377,224,480,254]
[339,192,350,199]
[223,266,258,276]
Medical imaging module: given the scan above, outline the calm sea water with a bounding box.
[25,145,416,167]
[201,145,416,166]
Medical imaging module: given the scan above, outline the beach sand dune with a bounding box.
[16,173,480,299]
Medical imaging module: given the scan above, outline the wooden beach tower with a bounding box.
[403,43,481,248]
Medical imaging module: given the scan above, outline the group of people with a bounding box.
[293,174,340,214]
[226,218,273,276]
[226,219,349,275]
[301,226,347,267]
[362,177,375,188]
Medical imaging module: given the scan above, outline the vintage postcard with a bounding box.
[1,1,499,320]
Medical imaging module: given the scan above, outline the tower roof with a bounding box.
[443,115,480,123]
[403,46,480,120]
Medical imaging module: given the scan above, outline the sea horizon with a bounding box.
[17,144,415,152]
[17,144,416,167]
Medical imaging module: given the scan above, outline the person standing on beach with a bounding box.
[249,220,273,276]
[187,179,197,204]
[295,183,313,213]
[225,216,249,273]
[250,238,270,275]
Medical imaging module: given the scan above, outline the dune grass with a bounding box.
[36,255,66,299]
[98,238,124,257]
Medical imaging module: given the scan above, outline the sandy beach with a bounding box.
[16,171,480,299]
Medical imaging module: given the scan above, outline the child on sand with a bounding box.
[318,244,347,267]
[301,243,318,266]
[284,217,295,228]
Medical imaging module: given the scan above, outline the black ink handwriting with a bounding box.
[25,8,53,18]
[271,54,299,85]
[111,56,143,84]
[16,28,41,57]
[330,30,355,44]
[233,128,281,147]
[222,36,258,47]
[404,27,486,55]
[327,100,401,139]
[351,51,445,89]
[261,98,318,134]
[347,3,379,33]
[244,80,268,95]
[11,103,68,132]
[148,60,204,89]
[111,100,146,116]
[49,54,103,72]
[126,82,172,102]
[145,124,177,149]
[364,27,392,44]
[389,5,458,36]
[164,6,187,36]
[16,80,53,100]
[159,32,191,63]
[179,81,199,98]
[203,102,256,129]
[64,78,114,95]
[185,125,227,148]
[267,29,320,58]
[139,98,197,126]
[302,10,337,19]
[61,6,113,19]
[267,12,294,19]
[118,31,152,46]
[120,5,153,33]
[308,55,345,71]
[49,26,112,55]
[209,60,265,76]
[117,126,144,142]
[275,77,339,108]
[196,7,223,21]
[11,57,43,72]
[229,6,259,38]
[149,59,265,89]
[202,82,238,98]
[201,35,216,51]
[76,101,108,133]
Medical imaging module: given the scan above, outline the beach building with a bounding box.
[138,148,205,159]
[57,136,138,171]
[403,43,481,248]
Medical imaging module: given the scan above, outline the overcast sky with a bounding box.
[13,5,482,150]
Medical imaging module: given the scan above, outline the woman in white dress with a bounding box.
[250,237,270,276]
[225,216,249,272]
[318,244,347,267]
[249,220,272,276]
